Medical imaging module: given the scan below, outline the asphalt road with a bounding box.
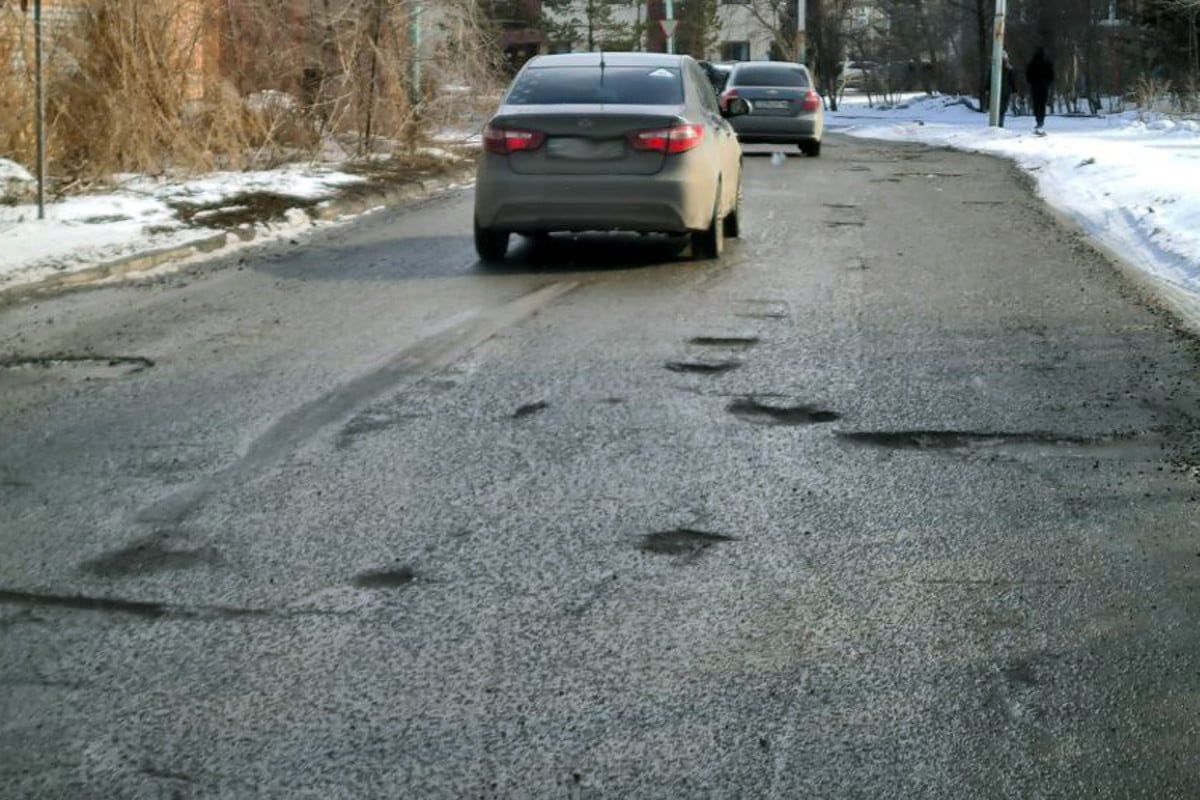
[2,135,1199,799]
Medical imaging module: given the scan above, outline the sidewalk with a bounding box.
[0,147,478,304]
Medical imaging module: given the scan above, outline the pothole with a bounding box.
[353,566,416,589]
[666,360,740,374]
[728,398,841,426]
[338,411,423,447]
[689,336,760,348]
[640,529,734,558]
[82,535,220,578]
[513,400,549,418]
[0,355,153,381]
[825,220,865,228]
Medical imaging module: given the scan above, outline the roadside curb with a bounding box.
[1,161,476,306]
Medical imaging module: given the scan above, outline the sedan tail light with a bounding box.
[483,124,546,154]
[628,124,705,155]
[801,90,822,112]
[719,88,739,111]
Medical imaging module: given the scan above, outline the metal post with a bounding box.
[988,0,1007,127]
[797,0,806,63]
[410,1,422,105]
[34,0,45,220]
[665,0,674,54]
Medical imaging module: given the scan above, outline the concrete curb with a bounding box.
[1,162,476,306]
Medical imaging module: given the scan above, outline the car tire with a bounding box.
[474,218,509,262]
[723,179,742,238]
[799,140,822,157]
[692,191,724,261]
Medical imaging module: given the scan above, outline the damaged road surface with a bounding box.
[3,136,1200,798]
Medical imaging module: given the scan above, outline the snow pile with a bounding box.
[1,158,36,202]
[0,158,34,184]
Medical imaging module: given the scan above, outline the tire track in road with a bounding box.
[135,280,580,526]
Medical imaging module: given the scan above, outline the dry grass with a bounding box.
[0,6,33,168]
[0,0,504,189]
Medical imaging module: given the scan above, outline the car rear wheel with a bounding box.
[799,140,822,157]
[474,218,510,262]
[723,179,742,238]
[692,191,724,260]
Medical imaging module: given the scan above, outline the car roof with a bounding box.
[731,61,808,72]
[523,52,689,69]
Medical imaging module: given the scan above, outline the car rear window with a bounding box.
[730,65,810,88]
[506,66,684,105]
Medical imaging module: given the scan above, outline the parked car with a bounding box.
[474,52,751,262]
[720,61,824,156]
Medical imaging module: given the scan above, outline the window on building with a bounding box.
[721,41,750,61]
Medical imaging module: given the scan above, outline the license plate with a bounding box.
[756,100,790,110]
[546,138,624,160]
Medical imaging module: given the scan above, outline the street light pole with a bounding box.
[665,0,674,54]
[988,0,1007,127]
[797,0,806,63]
[34,0,45,219]
[410,0,422,105]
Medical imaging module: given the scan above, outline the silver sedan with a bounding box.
[721,62,825,157]
[473,52,751,262]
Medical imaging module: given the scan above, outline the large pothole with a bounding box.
[641,528,734,559]
[728,398,841,426]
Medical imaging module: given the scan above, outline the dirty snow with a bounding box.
[0,165,366,290]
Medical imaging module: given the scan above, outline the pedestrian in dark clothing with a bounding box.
[1026,47,1054,134]
[987,51,1016,127]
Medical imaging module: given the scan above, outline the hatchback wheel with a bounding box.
[692,194,724,260]
[474,218,510,262]
[724,180,742,238]
[799,140,821,157]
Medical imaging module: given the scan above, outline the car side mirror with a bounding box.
[723,97,751,118]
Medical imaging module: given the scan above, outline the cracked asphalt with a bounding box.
[2,135,1200,798]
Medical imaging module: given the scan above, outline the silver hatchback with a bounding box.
[473,52,750,262]
[722,62,824,156]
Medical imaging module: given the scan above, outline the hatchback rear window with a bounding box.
[506,66,684,105]
[730,65,810,88]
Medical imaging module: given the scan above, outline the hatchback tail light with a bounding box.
[801,90,822,112]
[483,125,546,154]
[628,124,705,155]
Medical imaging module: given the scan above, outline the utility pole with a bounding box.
[988,0,1007,126]
[664,0,676,54]
[34,0,45,220]
[410,0,422,105]
[797,0,806,63]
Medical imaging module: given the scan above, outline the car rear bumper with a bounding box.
[474,156,716,234]
[731,115,821,143]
